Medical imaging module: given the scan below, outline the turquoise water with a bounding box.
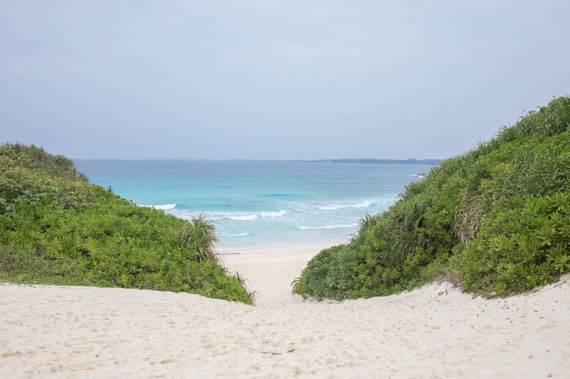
[74,160,433,250]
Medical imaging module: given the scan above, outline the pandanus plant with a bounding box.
[178,215,219,263]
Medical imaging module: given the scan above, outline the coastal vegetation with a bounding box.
[0,144,253,304]
[293,96,570,300]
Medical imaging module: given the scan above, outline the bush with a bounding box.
[0,144,253,304]
[294,96,570,299]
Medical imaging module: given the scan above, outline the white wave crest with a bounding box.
[215,210,287,221]
[318,201,371,211]
[141,203,177,210]
[223,232,250,238]
[228,214,258,221]
[259,210,287,218]
[297,223,358,231]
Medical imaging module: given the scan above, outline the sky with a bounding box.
[1,1,569,160]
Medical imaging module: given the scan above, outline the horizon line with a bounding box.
[72,157,443,163]
[71,158,444,165]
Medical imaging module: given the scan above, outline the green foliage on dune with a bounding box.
[0,144,253,304]
[293,96,570,300]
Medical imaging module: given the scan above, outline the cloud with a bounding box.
[1,1,569,159]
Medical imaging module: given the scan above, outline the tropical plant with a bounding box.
[178,215,219,263]
[294,96,570,300]
[0,144,253,304]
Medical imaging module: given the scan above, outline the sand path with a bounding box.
[1,244,569,378]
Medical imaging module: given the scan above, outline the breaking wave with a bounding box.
[297,223,359,231]
[318,201,371,211]
[213,210,287,221]
[223,232,250,238]
[141,203,177,210]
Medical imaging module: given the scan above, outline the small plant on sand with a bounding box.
[178,215,219,263]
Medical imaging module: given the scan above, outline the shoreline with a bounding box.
[217,239,347,254]
[1,244,569,378]
[220,243,337,307]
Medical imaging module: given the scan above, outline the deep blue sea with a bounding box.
[74,160,433,250]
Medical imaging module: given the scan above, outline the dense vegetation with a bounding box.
[293,96,570,300]
[0,144,253,304]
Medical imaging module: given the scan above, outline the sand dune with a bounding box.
[1,244,569,378]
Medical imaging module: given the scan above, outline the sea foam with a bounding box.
[222,232,250,238]
[297,223,359,231]
[228,214,258,221]
[221,210,287,221]
[318,201,371,211]
[141,203,177,210]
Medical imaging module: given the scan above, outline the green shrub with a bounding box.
[295,96,570,299]
[0,144,253,304]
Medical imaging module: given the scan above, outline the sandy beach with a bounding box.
[1,244,569,378]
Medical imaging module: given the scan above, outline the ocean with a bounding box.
[74,160,433,250]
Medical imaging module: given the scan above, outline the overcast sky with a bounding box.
[1,1,569,160]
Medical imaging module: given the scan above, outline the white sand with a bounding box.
[1,244,569,378]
